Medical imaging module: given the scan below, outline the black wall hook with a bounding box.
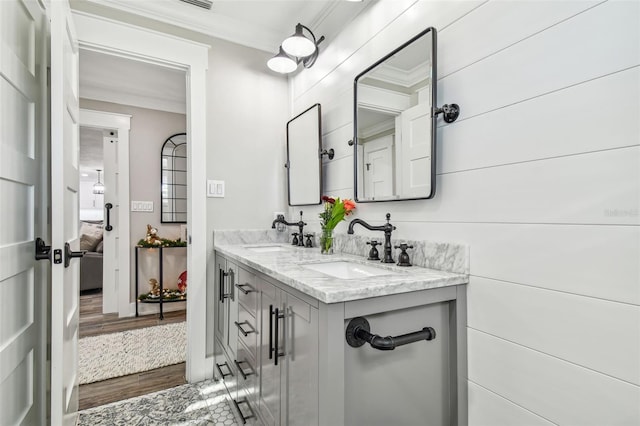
[434,103,460,123]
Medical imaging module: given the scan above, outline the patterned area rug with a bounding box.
[78,379,237,425]
[79,322,187,384]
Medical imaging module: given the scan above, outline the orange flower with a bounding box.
[343,199,356,215]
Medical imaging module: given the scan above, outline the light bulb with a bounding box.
[282,24,316,57]
[267,47,298,73]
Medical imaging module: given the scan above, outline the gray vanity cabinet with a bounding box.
[214,247,466,426]
[257,276,319,426]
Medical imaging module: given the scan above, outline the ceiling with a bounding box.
[80,0,371,54]
[79,127,105,182]
[77,0,371,170]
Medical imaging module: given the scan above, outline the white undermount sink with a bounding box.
[245,245,289,253]
[302,261,393,280]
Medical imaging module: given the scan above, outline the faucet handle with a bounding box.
[291,232,299,246]
[304,234,314,248]
[366,240,380,261]
[394,244,413,267]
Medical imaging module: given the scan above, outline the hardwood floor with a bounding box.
[79,289,186,338]
[79,290,188,410]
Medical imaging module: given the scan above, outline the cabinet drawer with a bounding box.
[236,303,258,361]
[215,348,237,397]
[232,389,258,426]
[235,343,258,403]
[236,267,258,314]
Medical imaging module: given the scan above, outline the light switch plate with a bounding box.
[131,201,154,212]
[207,180,225,198]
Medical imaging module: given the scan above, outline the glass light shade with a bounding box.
[282,24,316,57]
[267,47,298,73]
[93,182,104,194]
[93,169,104,194]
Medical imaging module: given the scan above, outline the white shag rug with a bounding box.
[79,322,186,384]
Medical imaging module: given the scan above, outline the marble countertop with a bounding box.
[214,242,469,304]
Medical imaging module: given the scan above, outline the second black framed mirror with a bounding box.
[354,27,438,202]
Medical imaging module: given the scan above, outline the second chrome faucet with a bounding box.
[347,213,396,263]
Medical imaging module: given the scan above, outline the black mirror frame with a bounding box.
[160,132,187,223]
[353,26,438,203]
[286,103,322,206]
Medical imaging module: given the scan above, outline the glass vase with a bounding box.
[320,228,334,255]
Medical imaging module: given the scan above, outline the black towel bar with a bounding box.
[345,317,436,351]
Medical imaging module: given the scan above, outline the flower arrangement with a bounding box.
[319,196,356,253]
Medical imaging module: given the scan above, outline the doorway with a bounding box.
[74,9,209,388]
[77,49,190,408]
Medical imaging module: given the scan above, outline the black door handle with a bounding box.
[64,242,86,268]
[35,237,51,262]
[105,203,113,231]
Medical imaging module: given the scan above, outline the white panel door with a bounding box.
[50,0,81,424]
[363,135,394,199]
[398,102,431,197]
[0,1,47,424]
[102,131,118,313]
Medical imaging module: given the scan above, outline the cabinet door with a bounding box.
[226,261,239,358]
[214,255,228,383]
[283,292,319,426]
[258,278,281,426]
[214,256,227,345]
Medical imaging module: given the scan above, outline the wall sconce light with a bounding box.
[268,23,325,74]
[93,169,105,194]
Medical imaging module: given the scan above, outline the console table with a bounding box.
[135,245,186,319]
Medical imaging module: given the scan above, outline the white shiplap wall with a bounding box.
[289,1,640,424]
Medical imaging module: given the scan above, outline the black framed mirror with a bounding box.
[161,133,187,223]
[286,103,322,206]
[354,27,437,202]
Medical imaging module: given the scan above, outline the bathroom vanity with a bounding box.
[213,230,469,426]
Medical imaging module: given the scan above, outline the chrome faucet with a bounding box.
[271,211,307,246]
[347,213,396,263]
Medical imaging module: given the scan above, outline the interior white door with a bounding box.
[102,130,118,313]
[50,0,81,424]
[0,1,47,424]
[398,102,431,197]
[363,135,394,199]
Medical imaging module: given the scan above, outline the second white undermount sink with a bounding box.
[302,261,394,280]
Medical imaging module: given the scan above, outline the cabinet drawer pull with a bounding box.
[219,268,229,303]
[235,283,255,294]
[215,362,233,378]
[232,398,255,424]
[269,305,274,360]
[233,359,255,380]
[222,268,235,301]
[274,307,285,366]
[234,320,255,337]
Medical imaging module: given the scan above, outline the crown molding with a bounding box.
[84,0,280,52]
